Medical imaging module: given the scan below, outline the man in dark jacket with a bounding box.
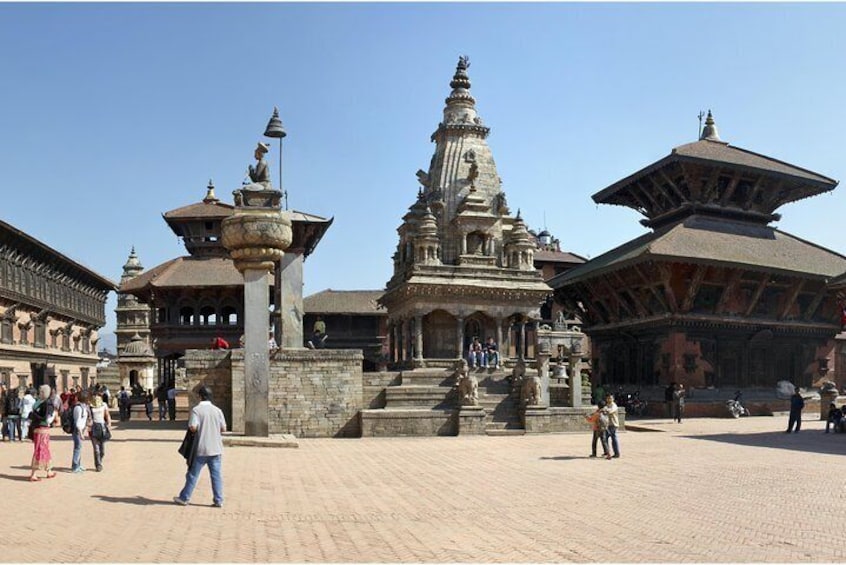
[786,387,805,433]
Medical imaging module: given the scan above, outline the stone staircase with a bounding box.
[360,364,532,436]
[477,374,524,436]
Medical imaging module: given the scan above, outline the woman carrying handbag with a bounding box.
[89,395,112,472]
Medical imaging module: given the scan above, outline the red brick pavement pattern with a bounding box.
[1,415,845,562]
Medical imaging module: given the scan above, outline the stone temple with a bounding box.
[380,56,553,367]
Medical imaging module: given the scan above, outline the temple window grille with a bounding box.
[200,306,217,325]
[222,306,238,325]
[179,307,195,326]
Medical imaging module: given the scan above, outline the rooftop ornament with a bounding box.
[263,106,288,209]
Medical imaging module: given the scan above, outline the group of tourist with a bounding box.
[584,393,621,459]
[825,401,846,433]
[1,380,123,478]
[467,336,500,369]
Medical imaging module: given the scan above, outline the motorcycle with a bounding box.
[726,390,750,418]
[612,387,647,417]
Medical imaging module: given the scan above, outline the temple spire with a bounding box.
[443,55,481,126]
[699,110,722,142]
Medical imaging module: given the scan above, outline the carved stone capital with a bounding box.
[221,208,292,273]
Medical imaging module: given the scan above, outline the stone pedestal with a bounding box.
[536,342,551,406]
[457,405,486,435]
[222,198,292,437]
[523,405,550,433]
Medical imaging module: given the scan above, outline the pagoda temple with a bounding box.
[379,56,552,366]
[551,112,846,389]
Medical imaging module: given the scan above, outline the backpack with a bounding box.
[61,405,77,434]
[7,394,21,416]
[598,412,610,431]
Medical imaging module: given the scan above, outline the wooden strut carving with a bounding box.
[779,280,804,320]
[598,275,633,319]
[656,167,688,202]
[611,270,650,317]
[802,286,828,321]
[715,268,743,314]
[632,263,669,313]
[718,174,741,207]
[656,264,679,313]
[744,274,770,317]
[680,265,706,313]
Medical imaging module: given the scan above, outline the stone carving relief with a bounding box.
[464,149,476,163]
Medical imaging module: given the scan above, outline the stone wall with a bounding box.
[185,348,362,438]
[230,348,363,438]
[360,409,456,436]
[184,350,233,428]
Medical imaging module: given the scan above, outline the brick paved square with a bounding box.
[1,415,844,562]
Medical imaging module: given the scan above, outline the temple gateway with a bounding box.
[551,113,846,391]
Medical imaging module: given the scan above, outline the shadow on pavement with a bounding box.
[539,455,585,461]
[93,494,175,506]
[0,472,36,482]
[686,431,846,455]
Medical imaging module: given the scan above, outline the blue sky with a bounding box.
[3,3,846,344]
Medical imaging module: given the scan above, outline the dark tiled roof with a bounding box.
[0,218,117,290]
[304,289,386,315]
[534,250,587,264]
[550,215,846,287]
[163,201,234,220]
[673,140,836,185]
[594,139,837,204]
[120,256,269,292]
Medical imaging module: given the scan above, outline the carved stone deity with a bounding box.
[455,359,479,406]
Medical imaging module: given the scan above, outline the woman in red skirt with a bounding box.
[28,384,57,482]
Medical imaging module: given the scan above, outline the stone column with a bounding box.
[413,314,424,367]
[495,318,504,364]
[456,316,465,360]
[277,253,304,349]
[222,192,291,437]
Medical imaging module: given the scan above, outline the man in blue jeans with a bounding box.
[174,385,227,508]
[71,391,90,472]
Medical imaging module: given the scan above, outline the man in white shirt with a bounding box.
[174,385,227,508]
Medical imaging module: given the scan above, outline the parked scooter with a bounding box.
[726,390,750,418]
